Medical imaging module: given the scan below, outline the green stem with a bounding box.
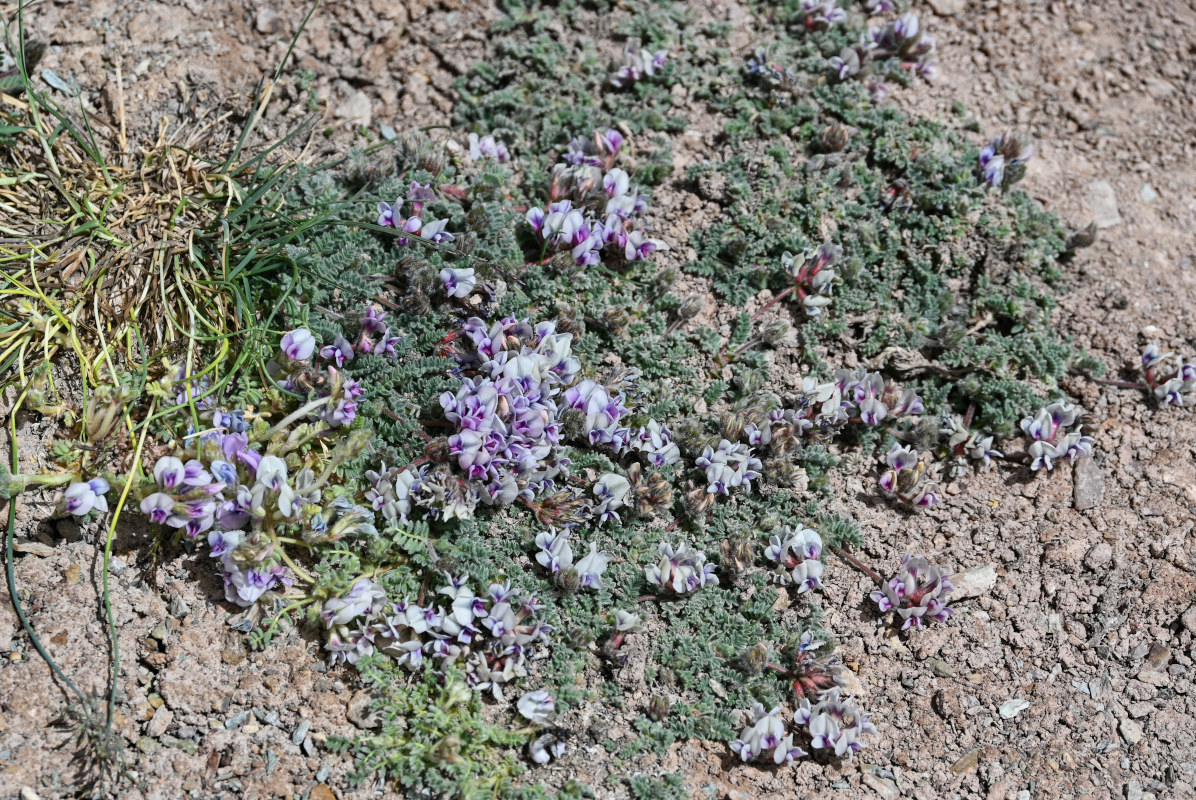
[265,518,315,584]
[264,396,330,440]
[100,397,156,731]
[6,393,87,707]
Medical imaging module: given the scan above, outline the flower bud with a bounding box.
[647,695,670,722]
[555,567,582,594]
[424,437,451,463]
[819,122,850,153]
[601,308,630,336]
[720,412,746,443]
[737,643,770,675]
[683,485,714,518]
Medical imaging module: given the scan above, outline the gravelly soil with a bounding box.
[2,1,1195,799]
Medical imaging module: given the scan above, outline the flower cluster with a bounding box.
[731,704,806,765]
[143,443,298,608]
[800,0,846,30]
[1020,401,1094,471]
[526,185,663,267]
[978,131,1033,188]
[877,445,940,508]
[526,130,666,267]
[563,379,679,465]
[275,327,371,428]
[829,13,937,92]
[764,526,824,592]
[870,554,953,630]
[644,541,718,595]
[940,415,1002,478]
[435,317,577,514]
[137,332,376,607]
[592,472,631,523]
[1141,344,1196,407]
[319,573,551,701]
[781,242,841,317]
[695,439,763,495]
[795,688,876,758]
[786,631,840,699]
[517,690,566,764]
[534,528,612,592]
[602,609,643,661]
[352,306,402,363]
[412,316,677,523]
[980,131,1038,187]
[870,13,936,77]
[835,368,923,426]
[467,132,510,163]
[745,49,804,96]
[56,477,111,517]
[609,39,667,88]
[731,640,873,766]
[376,181,454,244]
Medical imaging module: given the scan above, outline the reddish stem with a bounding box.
[750,285,796,322]
[828,544,883,585]
[1093,378,1150,390]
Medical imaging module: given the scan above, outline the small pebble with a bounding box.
[168,596,190,618]
[292,720,311,745]
[999,698,1030,719]
[316,765,331,782]
[1119,718,1143,745]
[225,710,251,729]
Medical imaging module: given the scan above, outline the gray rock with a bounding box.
[1180,605,1196,633]
[255,8,282,34]
[176,725,197,740]
[1084,542,1113,571]
[136,736,160,756]
[931,660,956,678]
[1119,718,1143,745]
[292,720,311,745]
[999,698,1030,719]
[952,564,998,599]
[150,619,173,641]
[1073,456,1105,510]
[1126,779,1144,800]
[20,788,42,800]
[926,0,965,14]
[147,709,173,738]
[225,710,251,729]
[1088,180,1122,228]
[336,92,372,128]
[347,690,380,729]
[861,773,900,800]
[1136,668,1169,687]
[168,595,190,618]
[1140,185,1158,204]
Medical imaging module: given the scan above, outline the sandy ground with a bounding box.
[2,1,1195,799]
